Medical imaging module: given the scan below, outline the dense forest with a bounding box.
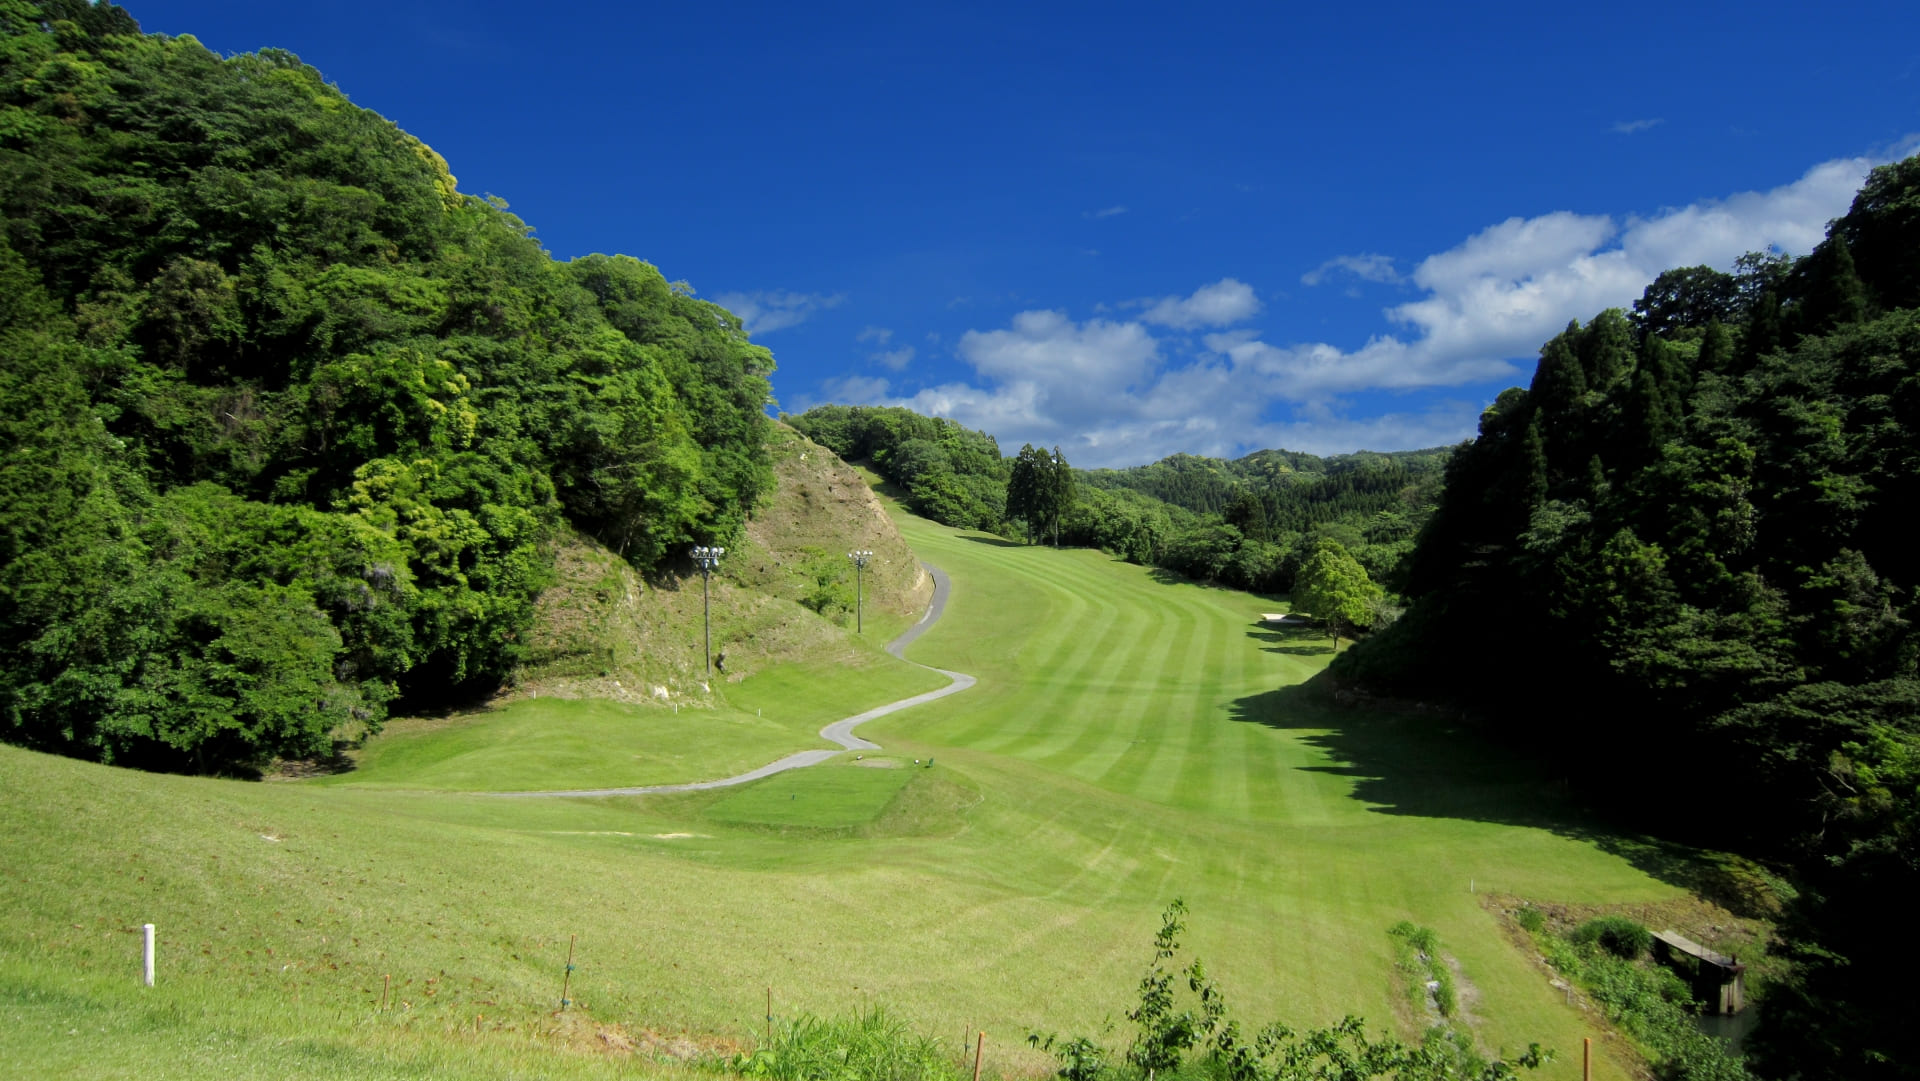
[787,404,1449,597]
[0,2,775,771]
[1334,156,1920,1081]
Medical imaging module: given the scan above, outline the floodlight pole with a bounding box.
[847,550,872,634]
[693,545,725,675]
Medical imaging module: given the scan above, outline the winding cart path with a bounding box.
[496,563,972,798]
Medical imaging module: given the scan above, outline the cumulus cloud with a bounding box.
[1137,278,1262,328]
[813,150,1893,466]
[1301,253,1403,287]
[712,289,845,335]
[855,326,916,371]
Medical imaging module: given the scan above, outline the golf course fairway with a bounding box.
[0,506,1691,1080]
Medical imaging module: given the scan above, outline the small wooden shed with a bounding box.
[1652,929,1746,1015]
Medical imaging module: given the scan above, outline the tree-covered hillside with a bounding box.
[1334,155,1920,1081]
[790,401,1449,598]
[0,2,774,771]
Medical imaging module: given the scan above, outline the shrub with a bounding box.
[1573,916,1652,960]
[729,1009,959,1081]
[1514,906,1546,934]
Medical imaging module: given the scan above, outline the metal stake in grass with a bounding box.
[560,934,577,1009]
[847,549,873,633]
[141,923,154,987]
[693,546,725,674]
[972,1030,984,1081]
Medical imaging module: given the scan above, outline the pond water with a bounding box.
[1694,1007,1760,1055]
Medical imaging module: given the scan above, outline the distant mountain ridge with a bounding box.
[1080,445,1453,518]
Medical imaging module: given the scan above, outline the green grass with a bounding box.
[0,506,1701,1080]
[326,653,948,792]
[706,759,925,829]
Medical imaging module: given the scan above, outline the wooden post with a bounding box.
[560,934,576,1009]
[141,923,154,987]
[381,973,390,1010]
[972,1031,984,1081]
[766,985,773,1046]
[1583,1036,1591,1081]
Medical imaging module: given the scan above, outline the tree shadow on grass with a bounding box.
[1230,677,1777,916]
[1247,621,1334,656]
[957,533,1026,548]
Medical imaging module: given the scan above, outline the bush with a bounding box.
[1514,906,1546,934]
[729,1009,960,1081]
[1573,916,1652,960]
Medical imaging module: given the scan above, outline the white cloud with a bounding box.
[1137,278,1262,329]
[874,347,915,371]
[1084,205,1128,219]
[825,150,1894,467]
[814,375,894,406]
[958,310,1160,407]
[712,289,845,335]
[1301,253,1403,287]
[855,326,916,370]
[1612,118,1664,135]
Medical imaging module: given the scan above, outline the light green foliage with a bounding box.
[1290,539,1383,644]
[0,6,774,770]
[729,1008,960,1081]
[786,404,1008,531]
[1386,923,1457,1020]
[1042,905,1546,1081]
[1529,920,1747,1081]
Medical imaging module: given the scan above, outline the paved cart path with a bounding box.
[496,563,972,798]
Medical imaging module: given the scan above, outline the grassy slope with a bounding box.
[509,422,933,705]
[321,422,947,792]
[0,504,1704,1080]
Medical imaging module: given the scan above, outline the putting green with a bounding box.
[0,508,1687,1081]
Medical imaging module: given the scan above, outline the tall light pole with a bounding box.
[847,549,872,634]
[692,545,724,675]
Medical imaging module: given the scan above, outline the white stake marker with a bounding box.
[142,923,154,987]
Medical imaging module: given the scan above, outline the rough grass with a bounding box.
[0,501,1711,1080]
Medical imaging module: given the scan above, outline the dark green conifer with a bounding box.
[1577,309,1635,389]
[1697,319,1732,375]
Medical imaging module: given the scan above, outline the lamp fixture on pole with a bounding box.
[847,549,873,634]
[692,545,725,675]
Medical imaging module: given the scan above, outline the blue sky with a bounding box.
[130,1,1920,466]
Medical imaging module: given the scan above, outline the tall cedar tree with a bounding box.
[1332,154,1920,1081]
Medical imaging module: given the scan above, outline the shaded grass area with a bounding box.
[0,503,1735,1081]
